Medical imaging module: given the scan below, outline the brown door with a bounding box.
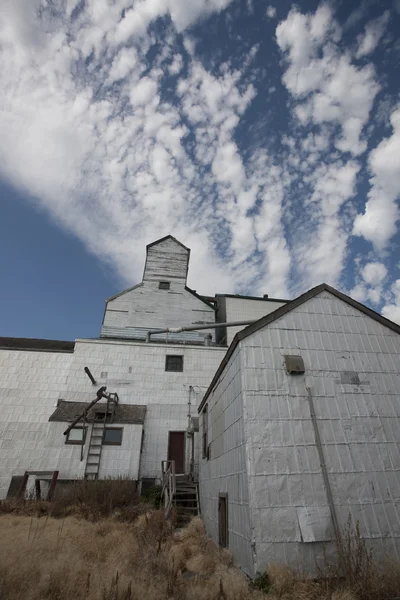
[168,431,185,474]
[218,494,228,547]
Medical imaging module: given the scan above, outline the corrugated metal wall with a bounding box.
[0,340,226,497]
[198,346,254,576]
[241,290,400,574]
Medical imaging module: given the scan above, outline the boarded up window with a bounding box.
[297,507,333,542]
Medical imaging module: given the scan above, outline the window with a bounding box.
[66,426,86,445]
[103,427,123,445]
[202,405,208,459]
[95,410,112,421]
[159,281,170,290]
[165,355,183,372]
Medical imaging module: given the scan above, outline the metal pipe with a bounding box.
[63,386,107,436]
[145,320,257,342]
[84,366,97,385]
[306,386,340,540]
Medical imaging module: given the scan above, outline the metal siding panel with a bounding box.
[239,291,400,573]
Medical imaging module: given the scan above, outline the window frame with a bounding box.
[65,426,87,445]
[102,427,123,446]
[165,355,184,373]
[159,281,170,290]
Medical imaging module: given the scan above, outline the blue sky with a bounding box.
[0,0,399,340]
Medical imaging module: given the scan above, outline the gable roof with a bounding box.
[146,235,190,253]
[198,283,400,412]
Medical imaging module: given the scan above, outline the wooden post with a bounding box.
[35,479,41,500]
[46,471,59,501]
[17,471,29,501]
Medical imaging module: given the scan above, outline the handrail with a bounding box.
[161,460,176,517]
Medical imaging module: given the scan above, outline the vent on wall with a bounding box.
[284,355,305,374]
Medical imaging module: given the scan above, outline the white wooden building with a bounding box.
[198,285,400,576]
[2,236,399,579]
[0,236,286,499]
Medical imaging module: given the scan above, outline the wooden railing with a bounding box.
[161,460,176,517]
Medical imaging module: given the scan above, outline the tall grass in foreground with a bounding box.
[1,488,400,600]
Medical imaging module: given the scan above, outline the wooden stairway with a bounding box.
[173,478,199,526]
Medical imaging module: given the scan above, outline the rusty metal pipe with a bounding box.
[63,386,107,436]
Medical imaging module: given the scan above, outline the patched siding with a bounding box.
[198,346,254,576]
[241,290,400,573]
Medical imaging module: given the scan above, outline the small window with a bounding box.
[66,426,87,445]
[159,281,170,290]
[103,427,123,445]
[165,355,183,372]
[95,410,112,421]
[202,405,208,459]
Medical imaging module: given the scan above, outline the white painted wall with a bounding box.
[0,339,226,497]
[101,280,216,342]
[240,290,400,574]
[0,349,73,497]
[220,297,287,344]
[198,346,254,576]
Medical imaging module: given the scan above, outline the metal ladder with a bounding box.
[84,396,114,481]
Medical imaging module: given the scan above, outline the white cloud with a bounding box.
[0,0,293,299]
[361,261,387,285]
[353,107,400,249]
[0,0,397,310]
[266,6,276,19]
[112,0,233,45]
[382,279,400,324]
[130,76,159,107]
[355,11,390,58]
[276,5,380,156]
[169,54,183,75]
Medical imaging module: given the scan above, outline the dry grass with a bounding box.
[0,513,261,600]
[0,478,146,522]
[0,506,399,600]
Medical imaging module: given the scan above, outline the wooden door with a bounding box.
[218,494,228,547]
[168,431,185,474]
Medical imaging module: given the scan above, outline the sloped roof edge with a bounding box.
[198,283,400,413]
[146,235,190,253]
[105,282,143,302]
[185,286,216,310]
